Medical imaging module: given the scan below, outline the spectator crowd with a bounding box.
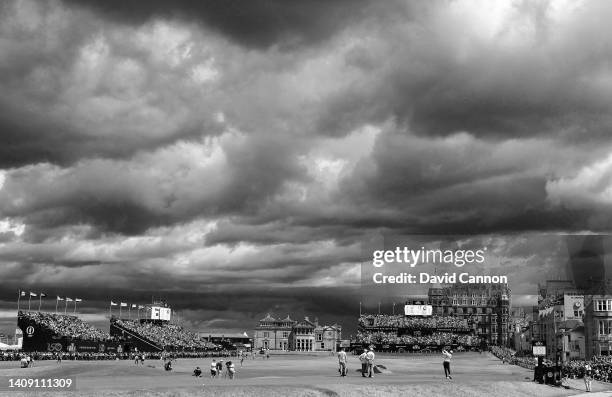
[20,311,111,341]
[0,350,237,362]
[354,330,478,347]
[490,346,535,370]
[114,319,208,350]
[565,356,612,383]
[359,315,469,331]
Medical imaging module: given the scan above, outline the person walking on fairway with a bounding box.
[210,359,218,378]
[359,350,368,377]
[584,362,593,392]
[337,348,347,376]
[442,349,453,379]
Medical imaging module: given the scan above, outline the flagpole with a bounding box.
[28,294,31,311]
[17,290,21,312]
[55,298,59,314]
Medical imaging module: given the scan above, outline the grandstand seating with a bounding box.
[358,314,470,331]
[355,330,477,347]
[112,319,208,350]
[20,311,111,341]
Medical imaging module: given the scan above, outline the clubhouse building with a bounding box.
[253,314,341,352]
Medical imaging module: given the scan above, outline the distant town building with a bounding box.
[584,292,612,359]
[253,314,341,352]
[428,283,511,346]
[536,281,585,362]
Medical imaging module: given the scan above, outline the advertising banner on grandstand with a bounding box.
[404,305,433,316]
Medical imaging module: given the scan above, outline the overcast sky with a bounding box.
[2,0,612,337]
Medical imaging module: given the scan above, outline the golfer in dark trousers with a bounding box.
[442,349,453,379]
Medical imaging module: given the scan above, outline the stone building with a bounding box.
[253,314,341,352]
[427,283,511,346]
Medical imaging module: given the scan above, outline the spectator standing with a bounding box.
[210,359,217,378]
[359,350,368,377]
[228,361,236,379]
[365,349,375,378]
[337,348,347,377]
[584,363,593,392]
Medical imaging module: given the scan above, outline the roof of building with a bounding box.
[200,332,250,339]
[294,317,315,328]
[260,313,276,322]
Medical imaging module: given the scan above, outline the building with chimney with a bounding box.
[428,283,511,346]
[253,314,341,352]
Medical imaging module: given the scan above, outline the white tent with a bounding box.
[0,342,20,351]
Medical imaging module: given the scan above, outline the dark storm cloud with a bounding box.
[62,0,374,50]
[3,0,612,333]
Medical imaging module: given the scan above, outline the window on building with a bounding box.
[598,320,612,335]
[317,334,322,341]
[321,343,325,349]
[282,331,289,338]
[452,299,458,305]
[595,300,612,311]
[263,332,269,338]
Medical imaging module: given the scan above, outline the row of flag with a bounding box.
[57,297,82,302]
[19,291,82,302]
[110,302,145,309]
[19,291,45,298]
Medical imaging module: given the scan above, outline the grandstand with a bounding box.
[354,313,479,352]
[18,311,120,353]
[18,304,217,353]
[110,318,212,351]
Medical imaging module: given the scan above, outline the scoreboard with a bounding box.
[148,306,172,321]
[532,341,546,356]
[404,305,433,316]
